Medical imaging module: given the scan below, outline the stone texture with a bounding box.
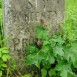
[3,0,65,70]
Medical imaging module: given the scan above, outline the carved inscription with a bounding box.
[12,38,30,58]
[25,11,56,22]
[24,0,58,22]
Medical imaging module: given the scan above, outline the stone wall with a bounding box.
[3,0,65,70]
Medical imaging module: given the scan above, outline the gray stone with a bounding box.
[3,0,65,70]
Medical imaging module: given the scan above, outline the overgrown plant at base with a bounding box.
[0,46,11,77]
[25,20,77,77]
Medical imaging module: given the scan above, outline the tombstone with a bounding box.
[3,0,65,71]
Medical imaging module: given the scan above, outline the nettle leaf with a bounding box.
[0,59,4,64]
[52,35,64,44]
[48,69,56,77]
[41,52,53,69]
[48,55,55,64]
[41,51,55,69]
[35,25,48,39]
[40,45,55,65]
[26,54,34,65]
[42,32,49,40]
[70,42,77,55]
[60,67,68,77]
[2,54,11,61]
[43,40,50,46]
[55,62,64,71]
[67,31,75,41]
[68,72,77,77]
[73,61,77,68]
[0,71,2,77]
[35,26,45,38]
[35,30,44,39]
[60,64,72,77]
[33,53,41,68]
[64,44,76,64]
[0,47,8,51]
[55,62,72,77]
[64,51,76,64]
[0,47,9,54]
[41,45,51,54]
[0,51,2,57]
[53,46,64,57]
[26,44,38,53]
[26,53,41,68]
[2,50,9,53]
[1,63,7,67]
[43,55,55,69]
[38,51,45,59]
[41,68,47,77]
[0,48,2,52]
[42,60,51,69]
[49,39,56,48]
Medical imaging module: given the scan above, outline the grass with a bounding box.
[66,0,77,20]
[0,0,4,47]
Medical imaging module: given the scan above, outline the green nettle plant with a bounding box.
[0,46,11,77]
[25,20,77,77]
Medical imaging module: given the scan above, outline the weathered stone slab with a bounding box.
[3,0,65,70]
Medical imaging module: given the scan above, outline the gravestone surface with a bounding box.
[3,0,65,70]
